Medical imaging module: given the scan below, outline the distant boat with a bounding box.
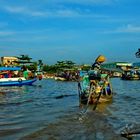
[54,76,67,81]
[121,69,140,80]
[0,67,37,86]
[55,69,79,81]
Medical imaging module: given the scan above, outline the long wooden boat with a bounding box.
[0,67,37,86]
[78,74,113,105]
[78,55,113,106]
[80,87,113,105]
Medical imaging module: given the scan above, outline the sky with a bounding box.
[0,0,140,65]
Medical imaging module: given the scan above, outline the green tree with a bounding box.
[55,60,76,70]
[43,65,57,73]
[17,54,32,62]
[80,64,91,71]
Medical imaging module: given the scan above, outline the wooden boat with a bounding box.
[0,67,37,86]
[55,69,79,81]
[78,74,113,105]
[121,69,140,80]
[54,76,67,81]
[80,87,113,105]
[78,55,113,106]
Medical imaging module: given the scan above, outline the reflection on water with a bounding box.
[0,78,140,140]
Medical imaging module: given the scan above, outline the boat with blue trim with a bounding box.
[0,67,37,86]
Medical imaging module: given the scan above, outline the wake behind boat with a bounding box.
[0,67,37,86]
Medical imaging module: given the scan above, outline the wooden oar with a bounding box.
[121,129,140,140]
[92,91,102,110]
[121,132,140,140]
[93,82,106,111]
[82,83,94,113]
[78,82,82,105]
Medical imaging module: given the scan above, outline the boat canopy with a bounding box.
[0,67,21,71]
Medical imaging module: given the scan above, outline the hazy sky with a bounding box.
[0,0,140,64]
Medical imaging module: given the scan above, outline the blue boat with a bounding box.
[0,67,37,86]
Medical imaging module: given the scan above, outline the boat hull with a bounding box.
[54,77,67,81]
[121,70,140,80]
[0,77,37,86]
[121,76,140,80]
[80,91,113,105]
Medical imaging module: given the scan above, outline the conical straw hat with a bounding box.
[95,55,106,63]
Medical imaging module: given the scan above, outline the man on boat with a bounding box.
[23,68,29,79]
[81,55,105,92]
[88,55,106,82]
[79,55,113,105]
[92,55,106,70]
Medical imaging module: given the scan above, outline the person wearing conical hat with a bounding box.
[92,55,106,70]
[88,55,106,81]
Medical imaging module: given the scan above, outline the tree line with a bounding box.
[0,55,91,73]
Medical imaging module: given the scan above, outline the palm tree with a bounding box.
[38,59,43,66]
[37,59,43,72]
[54,60,76,71]
[17,55,32,61]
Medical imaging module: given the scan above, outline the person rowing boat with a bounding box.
[78,55,113,109]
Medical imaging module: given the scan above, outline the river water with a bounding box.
[0,78,140,140]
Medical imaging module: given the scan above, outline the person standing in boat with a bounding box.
[23,68,29,79]
[92,55,106,70]
[92,61,101,70]
[88,55,106,81]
